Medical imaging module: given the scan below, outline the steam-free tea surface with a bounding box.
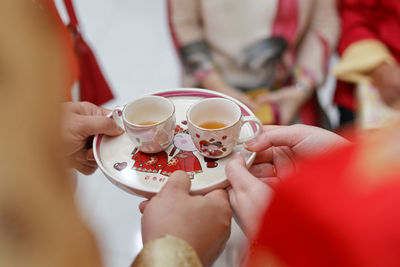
[199,121,227,129]
[93,89,258,197]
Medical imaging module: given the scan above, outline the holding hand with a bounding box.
[140,171,232,267]
[220,86,259,111]
[226,153,273,240]
[61,102,123,175]
[226,125,349,239]
[256,86,310,125]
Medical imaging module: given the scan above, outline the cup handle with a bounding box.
[111,106,125,130]
[237,116,263,144]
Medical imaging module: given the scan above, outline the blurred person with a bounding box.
[168,0,339,126]
[334,0,400,128]
[0,1,102,266]
[0,1,231,267]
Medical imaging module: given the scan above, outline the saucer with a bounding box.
[93,88,258,198]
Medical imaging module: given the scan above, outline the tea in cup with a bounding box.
[112,96,176,154]
[186,98,262,158]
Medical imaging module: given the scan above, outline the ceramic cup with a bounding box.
[187,98,262,159]
[112,96,176,154]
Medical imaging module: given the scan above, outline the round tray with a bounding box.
[93,88,257,198]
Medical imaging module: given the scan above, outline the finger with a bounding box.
[160,171,191,196]
[74,150,98,168]
[245,99,259,111]
[269,147,295,179]
[245,124,307,152]
[64,101,98,115]
[273,147,296,179]
[139,200,150,214]
[75,163,97,175]
[249,162,276,178]
[255,93,269,104]
[253,148,273,164]
[85,149,95,161]
[259,177,282,188]
[256,91,282,104]
[81,115,124,137]
[225,152,261,192]
[205,189,229,203]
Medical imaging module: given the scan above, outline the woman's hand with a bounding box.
[226,125,350,239]
[201,70,259,111]
[220,86,259,111]
[256,86,310,125]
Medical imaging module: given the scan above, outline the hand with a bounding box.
[220,86,259,111]
[371,62,400,108]
[61,102,123,175]
[246,124,349,179]
[226,125,349,239]
[225,153,274,240]
[200,69,259,111]
[139,171,232,267]
[256,86,309,125]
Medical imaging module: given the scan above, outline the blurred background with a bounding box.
[54,0,338,266]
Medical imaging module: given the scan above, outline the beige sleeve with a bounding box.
[333,40,396,84]
[132,235,202,267]
[0,2,102,267]
[169,0,204,46]
[295,0,340,86]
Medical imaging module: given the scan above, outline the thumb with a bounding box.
[225,152,260,192]
[245,125,303,152]
[82,115,124,137]
[160,171,191,196]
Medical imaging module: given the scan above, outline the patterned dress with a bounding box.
[161,151,202,178]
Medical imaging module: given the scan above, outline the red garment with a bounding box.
[42,0,114,104]
[161,151,202,177]
[63,0,114,105]
[41,0,78,101]
[132,151,168,173]
[247,143,400,267]
[334,0,400,111]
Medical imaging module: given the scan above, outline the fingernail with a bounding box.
[244,139,257,148]
[117,126,124,134]
[86,150,95,161]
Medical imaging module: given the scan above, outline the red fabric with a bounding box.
[334,80,357,111]
[272,0,299,45]
[63,0,114,105]
[161,151,202,177]
[42,0,78,101]
[334,0,400,110]
[299,94,319,126]
[132,151,168,173]
[167,0,181,57]
[247,143,400,267]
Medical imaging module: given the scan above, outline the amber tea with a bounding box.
[138,121,158,126]
[199,121,227,129]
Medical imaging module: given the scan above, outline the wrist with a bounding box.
[133,235,202,267]
[294,81,314,100]
[293,66,316,99]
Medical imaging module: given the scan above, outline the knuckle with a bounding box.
[225,162,237,175]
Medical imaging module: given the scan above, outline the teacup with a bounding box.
[187,98,262,159]
[112,96,176,154]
